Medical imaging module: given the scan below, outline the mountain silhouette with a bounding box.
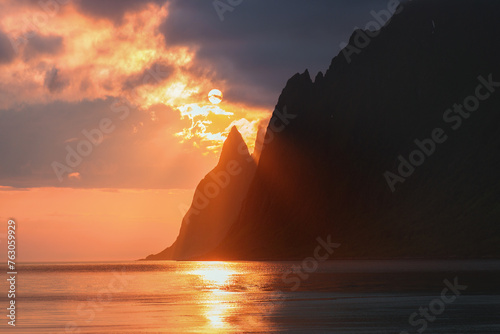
[149,0,500,261]
[145,127,256,260]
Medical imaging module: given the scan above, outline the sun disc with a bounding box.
[208,89,223,104]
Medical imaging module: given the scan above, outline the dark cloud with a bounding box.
[44,67,69,93]
[24,34,63,59]
[0,30,16,64]
[161,0,389,107]
[122,61,173,90]
[0,99,215,189]
[75,0,167,23]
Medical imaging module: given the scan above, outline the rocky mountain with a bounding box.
[149,0,500,261]
[145,127,256,260]
[206,0,500,260]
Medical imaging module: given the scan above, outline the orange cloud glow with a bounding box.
[0,1,268,155]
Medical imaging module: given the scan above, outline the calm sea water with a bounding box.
[1,261,500,333]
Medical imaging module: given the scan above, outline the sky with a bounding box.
[0,0,389,262]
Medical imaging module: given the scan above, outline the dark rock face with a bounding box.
[207,0,500,260]
[146,127,256,260]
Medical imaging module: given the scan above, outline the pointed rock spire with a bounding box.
[218,126,251,167]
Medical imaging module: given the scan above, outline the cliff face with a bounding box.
[207,0,500,259]
[146,127,256,260]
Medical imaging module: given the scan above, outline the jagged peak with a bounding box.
[218,126,250,166]
[302,69,311,79]
[287,69,312,86]
[275,69,313,111]
[228,125,239,136]
[315,71,324,83]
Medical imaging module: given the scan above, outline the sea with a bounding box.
[2,260,500,333]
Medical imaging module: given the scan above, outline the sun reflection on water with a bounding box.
[190,265,235,287]
[205,291,233,329]
[187,262,239,331]
[185,262,279,333]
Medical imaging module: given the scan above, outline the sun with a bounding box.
[208,89,223,104]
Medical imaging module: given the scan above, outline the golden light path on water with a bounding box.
[189,262,240,331]
[185,261,280,332]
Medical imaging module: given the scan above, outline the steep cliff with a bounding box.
[146,127,256,260]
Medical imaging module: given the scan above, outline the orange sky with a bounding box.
[0,187,196,262]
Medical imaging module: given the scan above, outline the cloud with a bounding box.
[74,0,167,24]
[44,66,68,93]
[0,3,173,108]
[160,0,389,107]
[122,61,173,90]
[0,30,16,64]
[24,34,63,58]
[68,172,81,180]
